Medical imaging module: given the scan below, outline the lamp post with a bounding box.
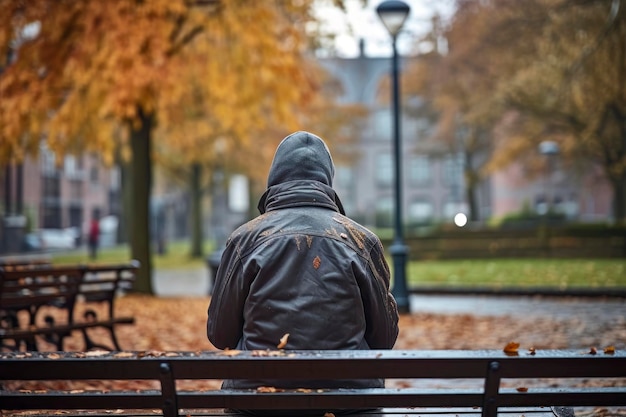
[538,140,560,215]
[376,0,411,314]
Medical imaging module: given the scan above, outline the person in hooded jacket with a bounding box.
[206,131,399,415]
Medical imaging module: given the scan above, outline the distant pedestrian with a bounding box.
[88,217,100,259]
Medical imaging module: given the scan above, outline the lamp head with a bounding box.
[376,0,411,37]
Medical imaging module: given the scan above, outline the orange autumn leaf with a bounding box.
[589,347,597,355]
[220,349,242,357]
[85,350,110,357]
[604,346,615,355]
[277,333,290,349]
[313,256,321,270]
[516,387,528,393]
[257,386,283,393]
[503,342,520,354]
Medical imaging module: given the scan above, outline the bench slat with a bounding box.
[1,350,623,380]
[3,388,625,412]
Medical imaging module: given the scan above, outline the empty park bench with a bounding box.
[1,349,624,417]
[0,261,139,351]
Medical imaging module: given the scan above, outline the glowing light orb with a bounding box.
[454,213,468,227]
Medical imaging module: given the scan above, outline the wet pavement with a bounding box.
[153,266,211,297]
[409,293,625,320]
[153,267,626,321]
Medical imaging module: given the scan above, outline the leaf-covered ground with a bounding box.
[4,293,626,415]
[40,293,622,353]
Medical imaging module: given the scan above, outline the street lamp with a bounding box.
[376,0,411,314]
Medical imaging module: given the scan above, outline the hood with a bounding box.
[257,131,346,215]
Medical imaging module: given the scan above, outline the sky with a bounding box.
[314,0,456,58]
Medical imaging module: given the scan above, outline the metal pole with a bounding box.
[390,35,409,313]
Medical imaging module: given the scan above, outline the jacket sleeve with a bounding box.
[361,237,399,349]
[206,241,245,350]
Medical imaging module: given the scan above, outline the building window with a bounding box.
[64,155,84,179]
[90,166,99,184]
[65,155,77,176]
[375,197,393,228]
[109,166,121,191]
[409,199,433,223]
[443,154,462,187]
[409,155,431,185]
[335,166,353,189]
[41,147,57,177]
[376,153,393,187]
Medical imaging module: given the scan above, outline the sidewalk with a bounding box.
[153,266,212,297]
[152,266,626,322]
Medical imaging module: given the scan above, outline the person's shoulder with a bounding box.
[331,213,382,244]
[225,212,277,244]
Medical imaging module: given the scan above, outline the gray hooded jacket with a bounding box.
[207,131,399,389]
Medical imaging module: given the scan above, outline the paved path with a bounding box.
[153,267,212,297]
[153,267,626,322]
[410,293,625,320]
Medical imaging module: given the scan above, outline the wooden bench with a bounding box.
[0,261,139,351]
[1,349,624,417]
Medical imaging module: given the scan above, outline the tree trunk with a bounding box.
[190,162,204,258]
[117,162,132,244]
[464,151,480,222]
[129,108,154,294]
[611,174,626,225]
[465,178,479,222]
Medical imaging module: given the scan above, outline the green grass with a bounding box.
[406,258,626,288]
[51,242,625,289]
[51,240,212,270]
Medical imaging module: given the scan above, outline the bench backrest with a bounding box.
[1,349,625,417]
[1,261,139,302]
[1,261,138,324]
[0,265,85,315]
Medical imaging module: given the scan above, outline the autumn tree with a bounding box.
[406,0,626,223]
[153,2,364,259]
[404,10,502,222]
[492,0,626,224]
[0,0,353,292]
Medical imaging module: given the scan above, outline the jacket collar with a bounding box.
[257,180,346,215]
